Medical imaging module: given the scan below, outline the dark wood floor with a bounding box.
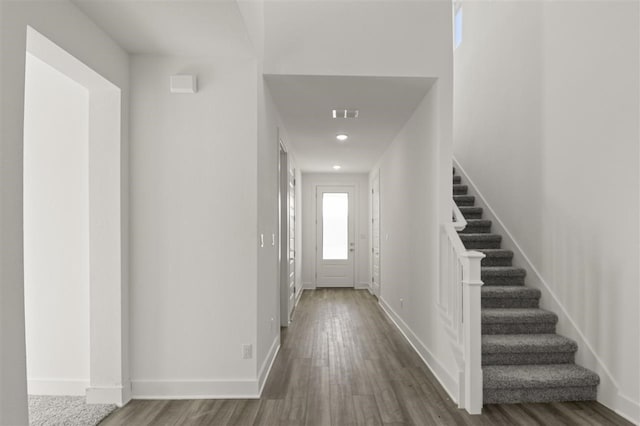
[101,289,632,425]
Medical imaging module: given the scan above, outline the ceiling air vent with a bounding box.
[332,109,359,119]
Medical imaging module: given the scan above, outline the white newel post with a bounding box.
[461,251,485,415]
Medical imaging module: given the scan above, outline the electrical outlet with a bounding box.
[242,344,253,359]
[400,298,404,308]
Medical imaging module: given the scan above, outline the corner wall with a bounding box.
[454,2,639,421]
[23,53,90,396]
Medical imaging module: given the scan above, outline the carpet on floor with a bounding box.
[28,395,116,426]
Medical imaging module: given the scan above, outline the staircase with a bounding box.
[452,168,600,405]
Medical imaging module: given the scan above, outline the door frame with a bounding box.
[23,27,126,406]
[370,170,381,298]
[314,184,356,288]
[278,140,289,326]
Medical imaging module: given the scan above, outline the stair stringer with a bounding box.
[453,157,638,423]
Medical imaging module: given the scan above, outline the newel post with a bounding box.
[461,250,485,415]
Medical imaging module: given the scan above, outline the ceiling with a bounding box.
[265,75,435,173]
[72,0,253,57]
[72,2,435,174]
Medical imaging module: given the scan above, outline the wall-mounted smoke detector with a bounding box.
[332,109,359,119]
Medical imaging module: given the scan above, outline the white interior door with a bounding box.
[316,186,355,287]
[371,173,381,297]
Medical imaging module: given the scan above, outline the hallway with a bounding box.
[101,289,630,425]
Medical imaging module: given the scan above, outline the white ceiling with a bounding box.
[265,75,435,173]
[72,2,435,174]
[72,0,253,57]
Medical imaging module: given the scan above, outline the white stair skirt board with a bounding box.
[86,385,131,407]
[28,380,89,397]
[454,158,639,424]
[379,298,460,406]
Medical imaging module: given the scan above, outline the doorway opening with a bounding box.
[22,26,126,411]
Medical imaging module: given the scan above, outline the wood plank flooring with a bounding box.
[100,289,632,426]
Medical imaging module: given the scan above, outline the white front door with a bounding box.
[316,186,355,287]
[371,173,381,297]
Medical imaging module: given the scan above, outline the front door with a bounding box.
[316,186,355,287]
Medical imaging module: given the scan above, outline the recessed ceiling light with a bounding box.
[333,165,341,170]
[336,134,349,142]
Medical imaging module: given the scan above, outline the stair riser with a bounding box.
[482,298,539,309]
[459,225,491,234]
[454,197,475,207]
[461,214,483,220]
[481,276,526,286]
[459,208,483,219]
[453,176,461,184]
[483,386,597,404]
[463,240,501,250]
[482,323,556,335]
[482,257,513,267]
[453,186,468,195]
[483,352,575,366]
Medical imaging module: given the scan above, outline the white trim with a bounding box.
[355,282,371,292]
[295,286,304,307]
[258,335,280,395]
[86,384,131,407]
[379,298,459,404]
[454,157,640,424]
[303,281,314,290]
[27,379,88,396]
[132,380,260,400]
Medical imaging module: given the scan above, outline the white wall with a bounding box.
[301,173,370,289]
[129,55,260,397]
[454,2,639,422]
[24,53,90,396]
[1,2,130,423]
[373,86,460,399]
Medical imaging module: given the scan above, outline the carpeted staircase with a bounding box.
[452,168,600,405]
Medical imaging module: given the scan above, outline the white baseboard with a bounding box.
[355,282,371,292]
[379,298,459,404]
[295,286,304,306]
[454,157,640,424]
[132,336,281,402]
[86,384,131,407]
[28,379,88,396]
[132,379,260,400]
[258,335,280,395]
[303,281,314,290]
